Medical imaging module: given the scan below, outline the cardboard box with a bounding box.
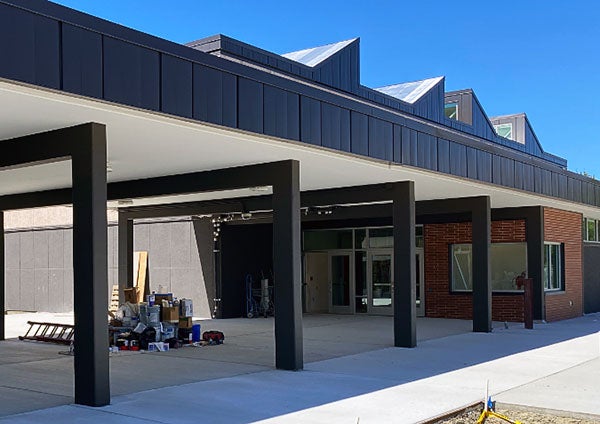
[180,299,193,317]
[123,287,139,304]
[178,317,193,328]
[161,306,179,323]
[148,342,169,352]
[154,293,173,306]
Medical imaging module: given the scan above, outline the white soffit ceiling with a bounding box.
[0,79,598,219]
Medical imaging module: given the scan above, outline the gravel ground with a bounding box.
[435,405,600,424]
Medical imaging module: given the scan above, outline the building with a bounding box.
[1,0,599,407]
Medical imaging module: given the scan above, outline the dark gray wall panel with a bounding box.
[161,54,192,118]
[313,43,359,93]
[522,163,535,191]
[551,172,560,198]
[264,85,300,141]
[505,158,516,187]
[584,244,600,313]
[494,157,515,187]
[340,108,351,152]
[515,161,525,190]
[525,121,543,157]
[0,4,60,89]
[350,111,368,155]
[103,37,160,110]
[238,77,264,133]
[401,127,418,166]
[368,117,393,161]
[322,103,350,152]
[558,174,568,199]
[449,142,467,177]
[492,156,501,185]
[437,138,450,173]
[543,169,553,196]
[62,24,102,98]
[416,132,437,171]
[477,151,493,183]
[300,96,321,146]
[568,177,582,203]
[413,81,444,123]
[393,125,402,163]
[586,182,595,206]
[32,16,60,89]
[466,147,478,179]
[193,64,237,127]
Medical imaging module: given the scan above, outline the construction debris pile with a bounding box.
[109,293,224,352]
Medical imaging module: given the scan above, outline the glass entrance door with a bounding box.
[368,251,393,315]
[329,252,353,314]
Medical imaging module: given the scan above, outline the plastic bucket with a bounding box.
[192,324,201,342]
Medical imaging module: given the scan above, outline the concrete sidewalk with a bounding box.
[1,314,599,423]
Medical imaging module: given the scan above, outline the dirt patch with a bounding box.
[435,405,600,424]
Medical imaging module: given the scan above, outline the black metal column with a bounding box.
[272,160,303,370]
[472,196,492,332]
[392,181,416,347]
[526,207,545,321]
[0,211,4,341]
[71,123,110,406]
[117,212,134,303]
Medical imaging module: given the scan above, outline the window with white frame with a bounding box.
[494,123,514,140]
[543,243,563,291]
[445,102,458,120]
[584,217,598,242]
[450,242,527,292]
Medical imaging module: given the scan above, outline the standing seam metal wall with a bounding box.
[0,1,597,208]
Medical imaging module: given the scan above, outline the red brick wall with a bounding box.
[543,208,583,321]
[424,220,526,322]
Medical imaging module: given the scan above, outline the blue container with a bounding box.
[192,324,201,342]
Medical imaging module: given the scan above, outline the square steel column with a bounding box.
[117,212,134,304]
[0,211,4,341]
[526,207,545,320]
[272,160,303,370]
[472,196,492,332]
[71,124,110,406]
[392,182,416,347]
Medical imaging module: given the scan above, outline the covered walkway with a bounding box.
[0,313,472,417]
[0,313,598,422]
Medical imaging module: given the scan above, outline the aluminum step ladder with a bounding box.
[19,321,75,345]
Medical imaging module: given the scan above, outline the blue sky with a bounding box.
[54,1,600,176]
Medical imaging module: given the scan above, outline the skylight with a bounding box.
[282,39,357,67]
[375,77,444,104]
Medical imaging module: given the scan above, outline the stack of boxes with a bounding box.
[177,298,194,342]
[136,294,195,347]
